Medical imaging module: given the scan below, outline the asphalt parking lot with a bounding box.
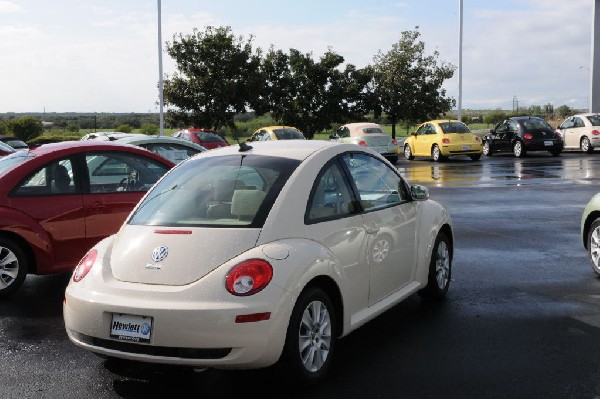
[2,151,600,399]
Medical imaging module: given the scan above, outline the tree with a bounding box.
[371,28,456,138]
[253,47,370,139]
[555,105,572,119]
[8,116,44,142]
[483,109,507,125]
[163,26,263,130]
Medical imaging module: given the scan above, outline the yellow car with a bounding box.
[403,120,483,161]
[249,126,306,141]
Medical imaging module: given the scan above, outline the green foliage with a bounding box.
[483,109,508,125]
[555,105,572,119]
[7,116,44,141]
[372,28,456,138]
[163,26,262,130]
[115,124,132,133]
[140,124,159,135]
[65,123,80,133]
[0,118,7,135]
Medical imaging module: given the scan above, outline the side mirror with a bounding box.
[410,185,429,201]
[411,132,417,136]
[489,128,495,133]
[329,134,337,140]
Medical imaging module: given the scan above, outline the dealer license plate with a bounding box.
[110,313,153,343]
[462,145,471,151]
[544,141,553,146]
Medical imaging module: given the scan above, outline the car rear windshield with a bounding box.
[520,119,553,132]
[0,151,35,175]
[439,122,470,134]
[273,128,304,139]
[128,154,301,228]
[586,115,600,126]
[195,132,226,143]
[362,127,384,134]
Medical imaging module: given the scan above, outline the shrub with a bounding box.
[140,124,159,135]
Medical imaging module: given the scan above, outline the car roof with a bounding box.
[116,135,206,150]
[201,139,360,161]
[260,125,301,131]
[428,119,463,124]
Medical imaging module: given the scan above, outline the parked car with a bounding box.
[172,128,229,149]
[403,120,483,162]
[329,122,399,164]
[581,193,600,276]
[556,113,600,153]
[0,135,29,150]
[0,141,175,297]
[483,116,563,157]
[63,140,453,384]
[81,133,206,164]
[249,126,306,141]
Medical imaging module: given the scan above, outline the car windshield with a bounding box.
[586,115,600,126]
[195,132,226,143]
[128,154,301,228]
[5,139,28,149]
[439,122,470,134]
[521,119,553,131]
[0,150,35,175]
[273,128,304,140]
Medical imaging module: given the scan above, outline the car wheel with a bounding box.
[280,286,336,386]
[404,145,414,160]
[386,155,398,164]
[432,145,445,162]
[482,141,493,156]
[587,219,600,276]
[513,141,525,157]
[581,137,594,154]
[469,154,481,161]
[0,237,28,298]
[418,232,451,300]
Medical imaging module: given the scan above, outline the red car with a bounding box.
[0,141,175,297]
[172,128,229,149]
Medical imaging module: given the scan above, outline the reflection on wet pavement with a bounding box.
[396,154,600,187]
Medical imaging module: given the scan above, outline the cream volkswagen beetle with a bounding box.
[63,140,453,384]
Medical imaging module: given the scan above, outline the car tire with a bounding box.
[482,141,493,156]
[469,154,481,161]
[587,219,600,276]
[513,141,525,158]
[418,232,451,300]
[386,155,398,164]
[432,145,445,162]
[279,286,336,386]
[0,237,28,298]
[581,137,594,154]
[404,145,414,160]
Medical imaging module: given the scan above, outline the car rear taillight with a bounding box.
[442,138,450,144]
[357,140,367,146]
[72,250,97,282]
[225,259,273,296]
[474,136,481,142]
[555,131,562,138]
[523,133,534,140]
[592,130,600,136]
[391,139,397,145]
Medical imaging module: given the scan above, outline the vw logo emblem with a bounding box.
[151,246,169,262]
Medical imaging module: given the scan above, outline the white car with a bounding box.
[556,113,600,153]
[63,140,453,384]
[329,122,400,164]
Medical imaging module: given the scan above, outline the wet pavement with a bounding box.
[2,152,600,398]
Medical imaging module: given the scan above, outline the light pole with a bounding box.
[580,65,591,112]
[157,0,164,136]
[457,0,463,122]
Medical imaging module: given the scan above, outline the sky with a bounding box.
[0,0,594,114]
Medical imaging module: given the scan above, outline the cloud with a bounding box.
[0,1,22,13]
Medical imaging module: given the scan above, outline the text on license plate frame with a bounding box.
[110,313,153,343]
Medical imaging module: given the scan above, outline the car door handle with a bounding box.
[88,202,106,211]
[365,223,380,235]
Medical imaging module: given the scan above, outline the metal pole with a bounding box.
[157,0,164,136]
[457,0,463,122]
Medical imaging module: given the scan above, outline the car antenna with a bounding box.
[237,138,253,152]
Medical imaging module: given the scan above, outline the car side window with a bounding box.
[509,121,519,132]
[415,124,428,136]
[306,160,356,223]
[86,152,170,193]
[495,122,509,133]
[339,127,350,138]
[341,152,408,212]
[560,118,575,129]
[141,143,200,164]
[11,158,77,197]
[574,117,585,128]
